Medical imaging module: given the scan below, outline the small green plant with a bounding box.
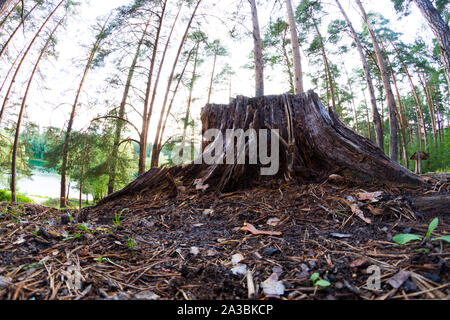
[33,227,39,236]
[112,208,128,227]
[62,231,82,241]
[311,273,331,287]
[94,256,104,263]
[68,213,73,223]
[393,218,450,245]
[126,236,135,251]
[77,224,91,233]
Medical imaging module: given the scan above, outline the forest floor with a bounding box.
[0,175,449,300]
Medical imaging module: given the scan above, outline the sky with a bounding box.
[0,0,436,144]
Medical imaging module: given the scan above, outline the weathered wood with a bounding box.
[412,195,450,215]
[98,91,422,206]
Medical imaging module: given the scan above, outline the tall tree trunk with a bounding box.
[139,2,167,175]
[0,0,65,124]
[379,39,409,167]
[335,0,383,150]
[343,65,359,133]
[419,73,437,143]
[312,21,336,112]
[391,42,428,149]
[107,22,148,195]
[285,0,303,94]
[180,43,199,159]
[150,0,202,168]
[356,0,398,162]
[11,15,65,202]
[281,24,295,93]
[60,17,107,208]
[363,90,372,140]
[249,0,264,97]
[156,48,195,158]
[412,0,450,88]
[0,1,40,58]
[207,52,217,104]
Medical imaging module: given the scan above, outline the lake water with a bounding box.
[1,168,89,200]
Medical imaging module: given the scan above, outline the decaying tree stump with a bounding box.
[98,91,421,206]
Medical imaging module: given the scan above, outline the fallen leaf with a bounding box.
[232,253,244,265]
[134,290,160,300]
[367,205,383,215]
[190,247,200,256]
[329,174,345,183]
[261,272,285,298]
[231,264,247,275]
[348,203,372,224]
[349,259,369,268]
[356,191,384,201]
[240,222,282,236]
[194,179,209,191]
[388,271,411,289]
[267,217,280,227]
[330,233,352,238]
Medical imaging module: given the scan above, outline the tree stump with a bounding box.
[98,91,421,206]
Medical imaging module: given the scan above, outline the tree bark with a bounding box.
[98,91,421,206]
[335,0,383,150]
[363,90,372,141]
[412,0,450,88]
[285,0,303,94]
[207,52,217,104]
[379,39,409,167]
[249,0,264,97]
[356,0,398,162]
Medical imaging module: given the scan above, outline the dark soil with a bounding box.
[0,178,448,300]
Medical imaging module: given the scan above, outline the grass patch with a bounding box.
[42,197,94,209]
[0,189,34,203]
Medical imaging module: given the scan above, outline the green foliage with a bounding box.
[0,189,33,203]
[311,272,331,287]
[112,208,127,227]
[392,233,423,244]
[426,218,439,241]
[393,218,449,245]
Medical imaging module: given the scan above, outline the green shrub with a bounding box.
[0,190,34,203]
